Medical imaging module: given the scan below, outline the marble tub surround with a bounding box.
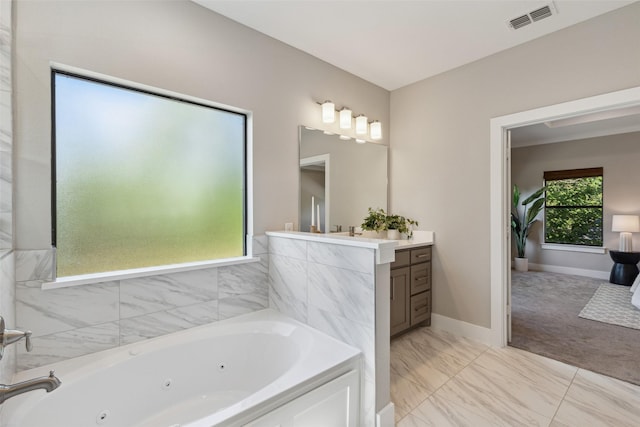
[0,251,15,384]
[0,0,12,251]
[266,231,394,427]
[392,326,640,427]
[14,236,269,370]
[0,0,14,391]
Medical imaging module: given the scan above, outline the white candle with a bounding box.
[311,196,315,227]
[317,203,321,232]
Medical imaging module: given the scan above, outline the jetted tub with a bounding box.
[2,309,362,427]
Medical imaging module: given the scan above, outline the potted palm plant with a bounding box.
[511,185,546,272]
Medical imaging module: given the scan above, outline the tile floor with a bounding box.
[391,326,640,426]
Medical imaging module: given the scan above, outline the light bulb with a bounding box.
[355,114,368,134]
[370,120,382,140]
[321,101,335,123]
[339,108,352,129]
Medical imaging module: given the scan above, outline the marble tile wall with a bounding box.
[267,235,378,426]
[0,0,13,390]
[0,251,15,385]
[0,0,12,251]
[14,236,269,370]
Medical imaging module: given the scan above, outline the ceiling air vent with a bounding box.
[508,3,557,30]
[509,14,532,30]
[530,5,553,22]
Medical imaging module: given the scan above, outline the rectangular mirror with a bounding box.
[299,126,388,233]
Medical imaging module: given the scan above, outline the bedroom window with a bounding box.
[544,168,603,247]
[52,70,247,278]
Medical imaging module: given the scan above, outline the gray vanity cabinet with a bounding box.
[390,245,432,337]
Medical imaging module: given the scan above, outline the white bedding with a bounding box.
[631,274,640,309]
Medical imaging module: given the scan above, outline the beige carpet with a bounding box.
[510,270,640,386]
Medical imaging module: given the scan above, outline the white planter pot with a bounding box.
[387,229,400,240]
[514,257,528,272]
[362,230,387,239]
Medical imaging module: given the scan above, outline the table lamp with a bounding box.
[612,214,640,252]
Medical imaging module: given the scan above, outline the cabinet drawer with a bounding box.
[410,262,431,295]
[391,250,410,269]
[410,247,431,264]
[410,291,431,325]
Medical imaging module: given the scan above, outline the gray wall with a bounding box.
[390,3,640,328]
[7,0,640,358]
[14,0,390,249]
[7,0,389,369]
[512,131,640,273]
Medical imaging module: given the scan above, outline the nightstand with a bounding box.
[609,250,640,286]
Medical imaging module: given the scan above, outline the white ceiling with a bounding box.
[193,0,634,91]
[193,0,639,144]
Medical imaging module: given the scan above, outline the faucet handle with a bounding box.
[3,329,33,352]
[25,331,33,352]
[0,315,34,357]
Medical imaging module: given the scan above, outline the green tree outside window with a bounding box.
[544,170,603,247]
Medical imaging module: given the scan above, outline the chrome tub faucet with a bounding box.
[0,315,62,404]
[0,371,62,404]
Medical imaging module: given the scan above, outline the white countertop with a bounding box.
[393,230,434,249]
[265,230,434,257]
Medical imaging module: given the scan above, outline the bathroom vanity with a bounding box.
[390,236,433,337]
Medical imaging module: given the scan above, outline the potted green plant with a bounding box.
[386,214,418,240]
[361,207,388,238]
[511,185,546,272]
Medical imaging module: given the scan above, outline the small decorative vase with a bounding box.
[362,230,386,239]
[514,257,528,272]
[362,230,377,238]
[387,229,400,240]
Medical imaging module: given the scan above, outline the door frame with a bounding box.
[300,154,331,232]
[489,86,640,347]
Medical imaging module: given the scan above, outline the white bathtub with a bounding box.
[2,309,362,427]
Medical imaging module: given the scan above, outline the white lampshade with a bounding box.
[339,108,352,129]
[370,120,382,140]
[321,101,335,123]
[612,215,640,232]
[355,114,368,134]
[612,214,639,252]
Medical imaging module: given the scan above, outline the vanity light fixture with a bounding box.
[370,120,382,140]
[339,135,351,140]
[317,99,382,141]
[321,101,335,123]
[355,114,368,135]
[339,107,352,129]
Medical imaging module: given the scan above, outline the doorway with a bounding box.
[489,86,640,347]
[300,154,330,233]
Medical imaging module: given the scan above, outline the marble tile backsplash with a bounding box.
[0,251,15,384]
[0,0,14,390]
[15,236,269,370]
[267,235,377,426]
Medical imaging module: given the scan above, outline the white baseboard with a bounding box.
[528,263,609,280]
[430,313,494,347]
[376,402,395,427]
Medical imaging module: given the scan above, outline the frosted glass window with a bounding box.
[53,71,246,277]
